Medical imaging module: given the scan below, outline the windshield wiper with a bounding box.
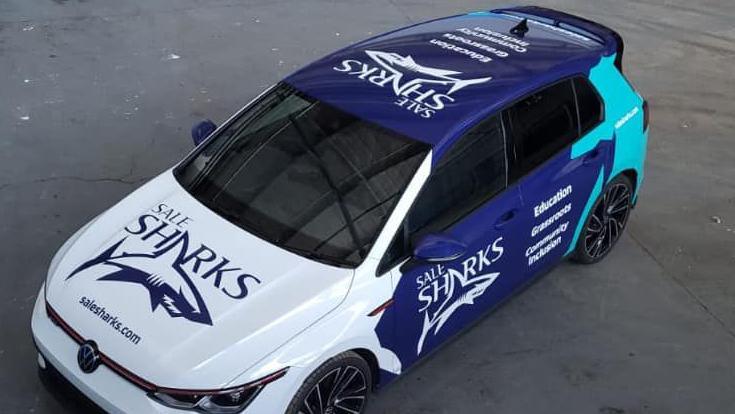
[279,244,353,268]
[276,91,367,260]
[215,204,353,268]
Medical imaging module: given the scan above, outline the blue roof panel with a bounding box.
[285,10,608,149]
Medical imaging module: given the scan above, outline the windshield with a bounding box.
[175,83,430,267]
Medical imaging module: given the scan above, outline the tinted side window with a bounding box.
[378,115,507,273]
[506,79,578,177]
[574,77,604,135]
[408,115,507,238]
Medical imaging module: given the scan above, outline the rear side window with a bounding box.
[574,77,604,135]
[505,79,578,177]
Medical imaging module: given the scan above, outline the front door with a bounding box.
[374,114,527,370]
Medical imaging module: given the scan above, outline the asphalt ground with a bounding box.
[1,1,734,413]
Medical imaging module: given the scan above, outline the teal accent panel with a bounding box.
[566,167,604,255]
[566,54,647,254]
[593,57,646,191]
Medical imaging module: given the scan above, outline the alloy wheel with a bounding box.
[584,182,631,259]
[298,365,368,414]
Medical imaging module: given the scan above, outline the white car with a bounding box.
[32,7,646,414]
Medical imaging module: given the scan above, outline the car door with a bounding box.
[504,77,609,276]
[374,114,528,370]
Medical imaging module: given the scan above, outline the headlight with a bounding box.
[150,367,288,413]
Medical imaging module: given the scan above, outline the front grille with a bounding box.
[45,302,157,392]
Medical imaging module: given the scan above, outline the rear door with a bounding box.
[374,114,527,370]
[504,77,609,275]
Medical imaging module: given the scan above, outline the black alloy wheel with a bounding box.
[573,175,633,264]
[288,351,371,414]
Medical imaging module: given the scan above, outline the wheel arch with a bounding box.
[620,168,637,191]
[618,168,639,203]
[351,348,380,390]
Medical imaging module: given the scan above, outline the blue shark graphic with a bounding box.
[67,235,213,325]
[417,269,499,354]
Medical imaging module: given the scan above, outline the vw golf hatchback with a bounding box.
[32,6,648,414]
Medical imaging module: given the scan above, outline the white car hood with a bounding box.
[45,171,353,388]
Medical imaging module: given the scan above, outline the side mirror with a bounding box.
[191,119,217,146]
[413,233,467,263]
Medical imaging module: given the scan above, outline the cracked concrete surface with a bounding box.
[0,174,151,194]
[1,1,734,413]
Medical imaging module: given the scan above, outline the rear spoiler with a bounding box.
[493,6,625,72]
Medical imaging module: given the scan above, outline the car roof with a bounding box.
[284,10,610,153]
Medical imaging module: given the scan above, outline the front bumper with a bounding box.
[31,288,182,413]
[31,287,303,413]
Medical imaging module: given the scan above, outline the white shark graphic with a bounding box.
[417,269,499,355]
[365,50,492,95]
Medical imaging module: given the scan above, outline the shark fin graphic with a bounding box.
[417,312,433,355]
[67,237,128,280]
[421,67,463,77]
[401,55,418,66]
[447,77,493,94]
[96,267,144,283]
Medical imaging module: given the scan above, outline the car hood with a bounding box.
[45,171,353,389]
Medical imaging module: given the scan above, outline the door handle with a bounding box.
[494,208,518,229]
[583,148,602,165]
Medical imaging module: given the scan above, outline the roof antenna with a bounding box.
[510,18,529,37]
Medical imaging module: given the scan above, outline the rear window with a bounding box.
[574,77,604,135]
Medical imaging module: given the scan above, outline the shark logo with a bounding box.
[333,49,492,118]
[67,234,213,325]
[364,50,492,96]
[417,269,499,354]
[414,237,504,355]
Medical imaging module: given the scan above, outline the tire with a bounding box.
[571,174,633,264]
[285,351,372,414]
